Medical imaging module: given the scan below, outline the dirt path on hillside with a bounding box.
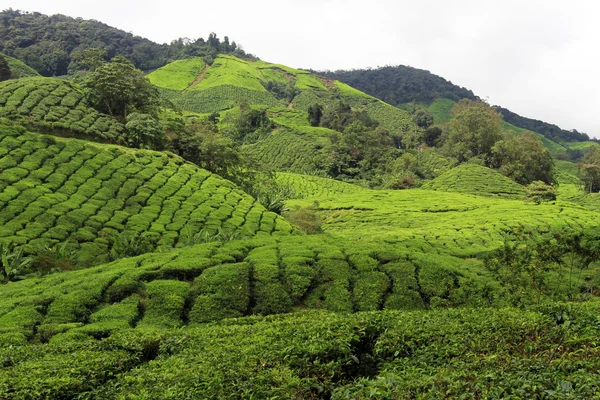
[183,64,210,92]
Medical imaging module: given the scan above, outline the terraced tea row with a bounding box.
[243,129,330,173]
[3,297,600,398]
[0,234,502,348]
[286,186,600,258]
[0,77,124,141]
[422,163,527,199]
[0,124,292,263]
[276,172,368,199]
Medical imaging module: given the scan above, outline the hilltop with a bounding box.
[321,65,595,144]
[0,9,249,76]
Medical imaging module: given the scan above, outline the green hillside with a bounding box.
[0,77,124,141]
[156,54,415,134]
[1,53,40,78]
[422,163,527,199]
[2,12,600,399]
[0,123,292,264]
[286,185,599,259]
[147,57,206,91]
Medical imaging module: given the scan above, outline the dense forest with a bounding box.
[0,9,248,76]
[496,106,592,143]
[317,65,478,105]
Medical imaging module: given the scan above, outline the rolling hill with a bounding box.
[0,122,292,265]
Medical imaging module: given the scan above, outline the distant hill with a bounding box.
[320,65,594,144]
[317,65,478,105]
[155,55,415,134]
[0,9,248,76]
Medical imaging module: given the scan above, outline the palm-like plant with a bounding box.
[0,244,32,283]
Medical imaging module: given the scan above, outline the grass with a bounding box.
[0,122,292,264]
[147,57,205,91]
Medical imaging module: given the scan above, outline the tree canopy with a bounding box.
[82,56,160,119]
[444,100,504,164]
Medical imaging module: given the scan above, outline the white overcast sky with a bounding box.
[5,0,600,138]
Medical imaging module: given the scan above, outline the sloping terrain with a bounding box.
[1,52,40,78]
[155,54,415,134]
[0,77,124,141]
[147,57,206,91]
[0,123,292,264]
[421,163,527,199]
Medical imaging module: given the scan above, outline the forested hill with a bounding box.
[319,65,594,143]
[316,65,478,105]
[0,9,248,76]
[496,106,592,143]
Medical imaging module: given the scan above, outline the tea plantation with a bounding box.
[0,122,292,264]
[0,77,124,141]
[2,44,600,399]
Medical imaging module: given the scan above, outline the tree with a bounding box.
[490,131,555,185]
[412,107,434,129]
[70,47,107,72]
[124,113,165,150]
[579,146,600,193]
[307,104,323,127]
[83,56,160,120]
[0,55,10,81]
[445,100,503,164]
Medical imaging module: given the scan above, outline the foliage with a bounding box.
[0,54,9,82]
[124,113,165,150]
[0,52,40,79]
[444,100,504,164]
[491,130,555,185]
[526,181,557,204]
[83,56,160,119]
[147,57,206,91]
[485,229,600,304]
[307,103,323,127]
[283,205,322,234]
[317,64,478,105]
[0,243,31,283]
[108,231,158,260]
[31,242,77,275]
[579,145,600,193]
[0,124,292,265]
[497,106,593,143]
[0,10,250,76]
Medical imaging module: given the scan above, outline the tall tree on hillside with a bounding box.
[83,56,160,120]
[579,146,600,193]
[490,131,555,185]
[0,55,10,81]
[444,100,503,164]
